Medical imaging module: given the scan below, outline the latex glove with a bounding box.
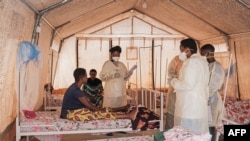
[127,71,133,77]
[124,71,133,80]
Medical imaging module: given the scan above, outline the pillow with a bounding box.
[23,110,36,119]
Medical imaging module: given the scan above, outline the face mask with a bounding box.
[112,57,120,62]
[201,53,214,63]
[178,52,187,61]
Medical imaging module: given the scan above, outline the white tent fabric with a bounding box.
[1,1,250,140]
[0,39,19,133]
[53,39,76,88]
[53,17,184,89]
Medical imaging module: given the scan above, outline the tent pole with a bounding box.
[164,58,168,93]
[76,39,79,68]
[139,45,162,89]
[221,53,232,117]
[152,39,155,90]
[109,39,112,59]
[31,14,41,44]
[136,61,138,90]
[18,71,21,126]
[234,42,241,100]
[52,40,63,84]
[160,44,162,92]
[21,0,71,44]
[139,48,142,89]
[154,59,157,89]
[58,40,64,53]
[127,62,130,88]
[50,51,53,84]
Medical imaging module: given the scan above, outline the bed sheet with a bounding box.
[20,111,132,132]
[163,126,211,141]
[216,98,250,134]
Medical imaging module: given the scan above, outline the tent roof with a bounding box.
[23,0,250,41]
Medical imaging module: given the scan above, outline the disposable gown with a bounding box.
[100,60,128,108]
[171,54,210,134]
[208,61,225,127]
[166,55,183,115]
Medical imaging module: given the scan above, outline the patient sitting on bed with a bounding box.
[60,68,138,121]
[82,69,104,108]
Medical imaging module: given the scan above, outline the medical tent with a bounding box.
[0,0,249,140]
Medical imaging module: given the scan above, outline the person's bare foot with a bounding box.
[129,106,138,121]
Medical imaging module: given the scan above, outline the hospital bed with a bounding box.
[44,87,137,111]
[16,88,164,141]
[158,98,250,141]
[215,98,250,141]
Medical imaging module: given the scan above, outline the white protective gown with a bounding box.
[100,60,128,108]
[167,55,183,115]
[171,54,210,134]
[208,61,225,127]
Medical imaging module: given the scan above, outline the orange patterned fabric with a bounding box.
[66,108,117,121]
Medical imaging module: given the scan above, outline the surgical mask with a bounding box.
[112,57,120,62]
[178,52,187,61]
